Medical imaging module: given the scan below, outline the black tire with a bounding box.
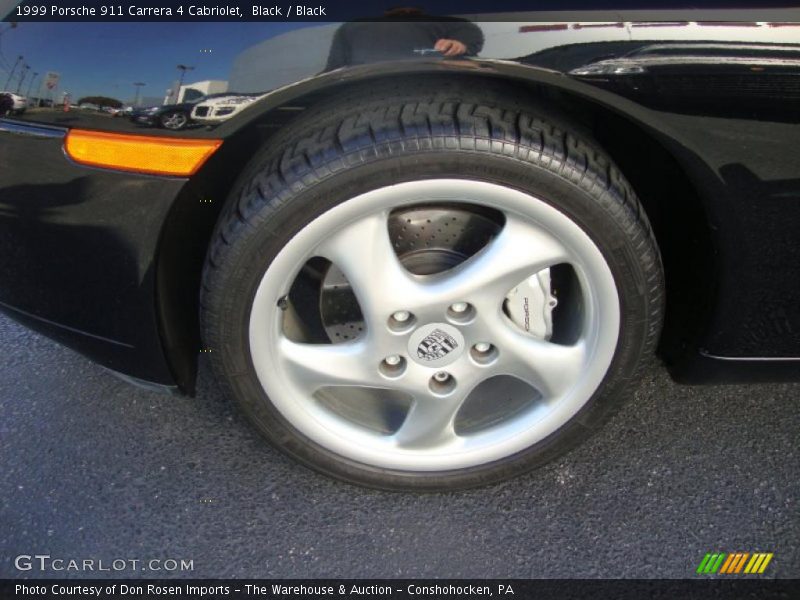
[201,79,664,491]
[160,110,188,130]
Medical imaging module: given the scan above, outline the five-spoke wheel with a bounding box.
[249,180,620,472]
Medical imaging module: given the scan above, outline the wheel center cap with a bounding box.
[407,322,465,367]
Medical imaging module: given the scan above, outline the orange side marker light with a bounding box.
[65,129,222,177]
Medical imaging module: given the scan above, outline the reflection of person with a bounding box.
[324,6,484,72]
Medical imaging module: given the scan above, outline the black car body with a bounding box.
[1,6,799,487]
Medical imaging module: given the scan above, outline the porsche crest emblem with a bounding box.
[416,329,459,361]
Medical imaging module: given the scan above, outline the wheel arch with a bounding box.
[155,63,716,394]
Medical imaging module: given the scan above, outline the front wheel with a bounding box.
[201,82,664,490]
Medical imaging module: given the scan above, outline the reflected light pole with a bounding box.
[175,64,194,103]
[16,64,30,94]
[4,55,23,90]
[133,82,146,107]
[25,71,38,102]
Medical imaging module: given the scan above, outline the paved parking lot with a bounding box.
[1,312,798,579]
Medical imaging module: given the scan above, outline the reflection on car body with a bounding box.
[130,93,223,130]
[0,91,27,115]
[190,93,268,125]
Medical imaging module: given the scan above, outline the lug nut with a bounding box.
[450,302,469,313]
[470,342,498,365]
[380,355,406,378]
[429,371,457,395]
[388,310,416,332]
[447,302,475,323]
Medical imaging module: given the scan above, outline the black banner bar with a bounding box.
[2,579,799,600]
[6,0,800,22]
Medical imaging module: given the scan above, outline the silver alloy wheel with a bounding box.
[249,179,620,471]
[162,112,187,129]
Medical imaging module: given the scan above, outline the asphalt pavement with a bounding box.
[1,312,798,579]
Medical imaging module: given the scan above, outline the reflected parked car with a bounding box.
[130,94,229,130]
[112,106,135,117]
[190,93,266,125]
[0,91,27,115]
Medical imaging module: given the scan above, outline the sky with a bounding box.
[0,21,319,102]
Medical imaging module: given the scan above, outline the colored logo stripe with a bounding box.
[698,552,773,574]
[745,553,774,574]
[720,553,749,573]
[697,553,726,574]
[719,553,736,573]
